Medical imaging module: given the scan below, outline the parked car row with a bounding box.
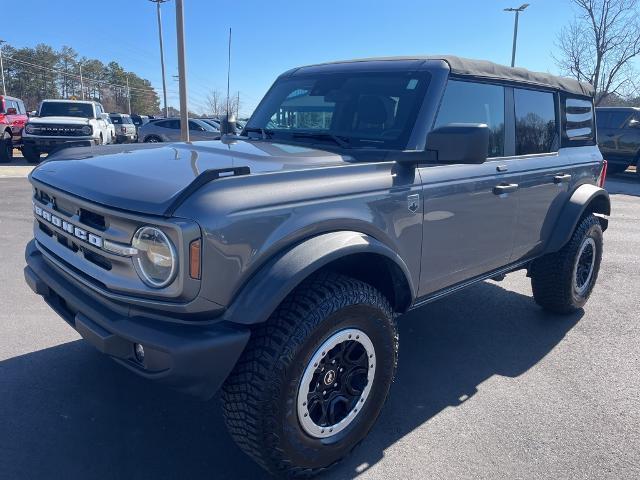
[0,95,159,163]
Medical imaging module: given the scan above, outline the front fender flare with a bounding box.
[545,184,610,253]
[221,231,415,326]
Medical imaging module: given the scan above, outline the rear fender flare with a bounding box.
[221,231,415,326]
[545,184,610,253]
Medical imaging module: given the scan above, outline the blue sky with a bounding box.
[5,0,579,116]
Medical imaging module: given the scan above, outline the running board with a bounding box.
[410,259,531,310]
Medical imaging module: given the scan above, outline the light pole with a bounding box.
[0,40,7,95]
[150,0,169,118]
[175,0,189,141]
[504,3,529,67]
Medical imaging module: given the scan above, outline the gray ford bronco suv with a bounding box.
[24,56,609,477]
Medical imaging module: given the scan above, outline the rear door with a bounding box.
[507,87,566,260]
[418,79,520,295]
[509,91,599,261]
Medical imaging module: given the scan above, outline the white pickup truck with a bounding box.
[21,99,113,163]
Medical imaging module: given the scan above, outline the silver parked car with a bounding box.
[138,118,221,142]
[109,113,137,143]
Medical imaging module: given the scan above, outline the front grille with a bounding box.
[79,208,106,230]
[29,124,88,136]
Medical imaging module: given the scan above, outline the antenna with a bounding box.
[226,27,231,117]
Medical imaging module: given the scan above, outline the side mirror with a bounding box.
[99,113,109,120]
[28,111,37,117]
[6,107,18,115]
[628,119,640,129]
[426,123,490,164]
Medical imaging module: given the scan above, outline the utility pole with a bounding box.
[126,75,132,114]
[0,40,6,96]
[175,0,189,141]
[150,0,169,118]
[79,63,85,100]
[504,4,529,67]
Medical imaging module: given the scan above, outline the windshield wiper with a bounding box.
[243,127,273,139]
[290,132,351,149]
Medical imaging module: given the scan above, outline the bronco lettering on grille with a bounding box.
[34,203,103,248]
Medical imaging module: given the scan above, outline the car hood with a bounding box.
[30,116,92,125]
[30,140,352,216]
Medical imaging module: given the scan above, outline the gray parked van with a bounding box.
[24,56,609,477]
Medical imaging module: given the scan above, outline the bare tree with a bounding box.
[206,89,224,117]
[556,0,640,104]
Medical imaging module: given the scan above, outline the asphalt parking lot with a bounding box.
[1,170,639,480]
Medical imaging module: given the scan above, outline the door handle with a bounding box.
[553,174,572,184]
[493,183,519,195]
[496,165,508,172]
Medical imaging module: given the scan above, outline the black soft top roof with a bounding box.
[290,55,594,98]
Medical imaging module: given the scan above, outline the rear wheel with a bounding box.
[530,214,603,314]
[22,144,41,164]
[222,272,398,478]
[0,130,13,163]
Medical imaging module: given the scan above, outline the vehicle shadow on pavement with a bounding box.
[0,281,581,480]
[325,280,583,478]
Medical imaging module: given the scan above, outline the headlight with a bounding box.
[81,125,93,135]
[132,226,177,288]
[25,124,38,134]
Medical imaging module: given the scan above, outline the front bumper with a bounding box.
[23,137,97,152]
[115,133,137,143]
[24,240,250,399]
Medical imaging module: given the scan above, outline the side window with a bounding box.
[514,88,558,155]
[434,80,505,157]
[17,100,26,114]
[563,96,595,146]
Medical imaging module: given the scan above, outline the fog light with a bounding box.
[134,343,145,363]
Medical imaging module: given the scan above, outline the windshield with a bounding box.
[201,119,221,131]
[247,71,430,149]
[110,116,133,124]
[192,119,218,132]
[39,102,94,118]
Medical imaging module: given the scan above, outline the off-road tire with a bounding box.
[222,272,398,478]
[0,130,13,163]
[530,214,603,314]
[22,145,41,164]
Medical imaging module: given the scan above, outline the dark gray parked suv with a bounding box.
[24,56,609,477]
[596,106,640,175]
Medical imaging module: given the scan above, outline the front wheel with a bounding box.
[530,214,603,314]
[21,145,41,163]
[0,130,13,163]
[222,272,397,477]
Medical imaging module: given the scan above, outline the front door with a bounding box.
[417,79,519,296]
[418,160,519,295]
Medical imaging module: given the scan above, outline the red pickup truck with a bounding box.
[0,95,29,162]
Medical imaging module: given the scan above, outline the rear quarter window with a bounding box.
[562,96,595,146]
